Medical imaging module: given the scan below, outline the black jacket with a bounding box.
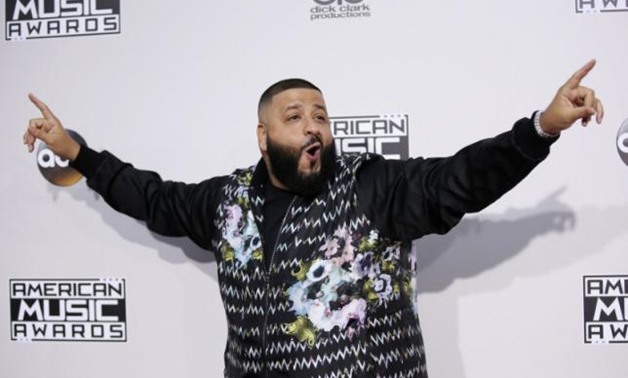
[71,115,553,377]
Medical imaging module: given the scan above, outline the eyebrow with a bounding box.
[284,103,327,112]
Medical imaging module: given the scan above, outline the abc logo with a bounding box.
[36,129,87,186]
[618,119,628,167]
[314,0,363,4]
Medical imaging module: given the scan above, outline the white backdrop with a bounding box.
[2,1,628,377]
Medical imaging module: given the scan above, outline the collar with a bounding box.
[251,158,270,189]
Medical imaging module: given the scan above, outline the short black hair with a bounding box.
[258,78,321,117]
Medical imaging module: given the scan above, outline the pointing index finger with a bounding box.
[28,93,55,120]
[564,59,596,90]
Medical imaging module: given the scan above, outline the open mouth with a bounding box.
[304,143,321,160]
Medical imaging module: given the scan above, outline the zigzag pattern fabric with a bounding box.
[213,154,428,377]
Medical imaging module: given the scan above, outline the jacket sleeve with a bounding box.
[355,115,556,241]
[70,146,225,250]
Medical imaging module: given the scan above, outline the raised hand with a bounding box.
[539,59,604,135]
[24,94,81,161]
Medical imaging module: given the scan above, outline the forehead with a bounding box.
[268,88,326,112]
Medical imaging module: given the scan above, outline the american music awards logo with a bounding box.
[332,114,409,160]
[5,0,121,41]
[10,278,127,342]
[575,0,628,13]
[583,275,628,344]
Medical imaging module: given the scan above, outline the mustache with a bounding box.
[301,135,323,151]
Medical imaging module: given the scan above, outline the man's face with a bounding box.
[257,88,336,195]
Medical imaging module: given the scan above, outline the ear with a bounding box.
[257,122,268,153]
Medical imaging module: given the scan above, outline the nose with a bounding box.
[304,117,322,137]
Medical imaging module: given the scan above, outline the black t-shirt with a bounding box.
[262,184,295,270]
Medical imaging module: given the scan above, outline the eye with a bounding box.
[287,114,301,122]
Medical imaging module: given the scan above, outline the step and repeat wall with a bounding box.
[2,1,627,377]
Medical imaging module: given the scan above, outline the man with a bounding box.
[23,60,603,377]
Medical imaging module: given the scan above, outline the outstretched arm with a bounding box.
[357,60,604,240]
[22,95,223,250]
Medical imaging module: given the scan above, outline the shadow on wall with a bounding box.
[51,179,217,279]
[411,188,575,378]
[412,188,628,378]
[415,187,628,293]
[416,188,575,294]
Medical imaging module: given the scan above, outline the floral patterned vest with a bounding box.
[213,154,428,377]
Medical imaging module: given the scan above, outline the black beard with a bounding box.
[266,135,336,197]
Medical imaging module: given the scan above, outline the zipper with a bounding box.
[261,197,297,377]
